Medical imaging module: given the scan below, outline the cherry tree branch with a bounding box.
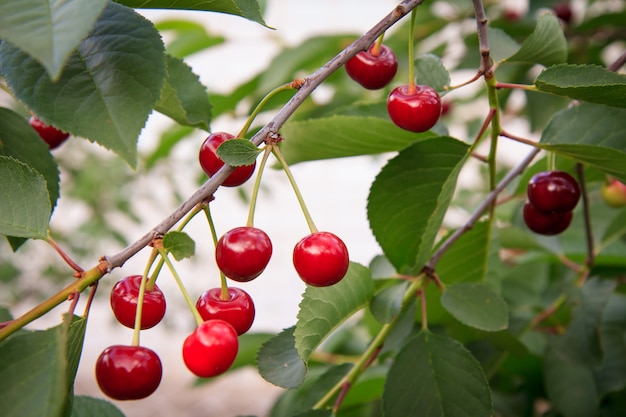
[471,0,493,78]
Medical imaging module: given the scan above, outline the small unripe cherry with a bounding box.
[601,179,626,208]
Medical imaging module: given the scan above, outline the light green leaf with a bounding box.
[534,64,626,108]
[0,0,108,80]
[162,231,195,260]
[488,27,520,63]
[383,331,493,417]
[257,327,306,389]
[369,281,410,323]
[155,55,212,131]
[414,54,450,92]
[0,2,166,167]
[155,19,225,58]
[279,115,436,165]
[367,137,469,274]
[70,396,125,417]
[294,263,374,363]
[217,139,262,167]
[505,13,567,66]
[441,283,509,332]
[0,157,50,239]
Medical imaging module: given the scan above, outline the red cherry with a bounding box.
[387,84,442,133]
[601,179,626,208]
[552,2,573,23]
[345,43,398,90]
[199,132,256,187]
[196,287,255,335]
[293,232,349,287]
[110,275,166,330]
[527,171,580,214]
[215,227,272,282]
[523,202,573,235]
[29,116,70,149]
[182,319,239,378]
[95,345,162,400]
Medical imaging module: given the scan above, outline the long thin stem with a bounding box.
[246,145,273,227]
[237,83,296,139]
[203,204,230,300]
[131,248,159,346]
[575,163,595,278]
[407,8,417,92]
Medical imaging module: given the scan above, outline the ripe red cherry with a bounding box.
[110,275,166,330]
[601,179,626,208]
[527,171,580,214]
[29,116,70,149]
[345,43,398,90]
[182,319,239,378]
[95,345,162,400]
[215,227,272,282]
[196,287,255,335]
[293,231,349,287]
[523,202,573,235]
[387,84,442,133]
[199,132,256,187]
[552,2,573,24]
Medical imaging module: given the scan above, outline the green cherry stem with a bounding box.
[157,247,204,326]
[237,83,298,139]
[407,8,417,93]
[203,204,230,301]
[246,145,273,228]
[370,32,385,56]
[131,248,159,346]
[271,144,318,234]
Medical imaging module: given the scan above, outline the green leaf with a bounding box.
[369,281,410,323]
[155,55,212,131]
[217,139,262,167]
[162,231,195,260]
[487,27,520,63]
[115,0,267,26]
[294,263,374,363]
[414,54,450,92]
[594,325,626,397]
[534,64,626,108]
[0,156,51,239]
[257,327,306,389]
[0,2,166,167]
[70,396,125,417]
[505,13,567,66]
[539,103,626,183]
[0,0,108,80]
[383,331,493,417]
[229,332,273,372]
[441,283,509,332]
[279,115,436,165]
[155,19,225,59]
[600,210,626,254]
[367,137,469,274]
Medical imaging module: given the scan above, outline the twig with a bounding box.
[575,163,595,276]
[471,0,493,78]
[608,49,626,72]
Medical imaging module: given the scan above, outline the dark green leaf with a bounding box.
[294,263,374,363]
[155,19,225,58]
[162,231,195,260]
[383,331,492,417]
[369,281,409,323]
[535,64,626,108]
[600,210,626,252]
[0,156,50,239]
[257,327,306,389]
[155,55,211,130]
[414,54,450,92]
[0,2,166,167]
[369,254,396,279]
[217,139,262,167]
[367,137,469,274]
[0,0,108,80]
[70,395,125,417]
[505,13,567,66]
[294,411,334,417]
[441,283,509,332]
[594,325,626,397]
[230,332,273,372]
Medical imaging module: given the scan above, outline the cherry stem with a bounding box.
[203,204,230,301]
[370,33,385,56]
[131,248,159,346]
[419,289,428,330]
[575,163,595,276]
[47,234,84,273]
[495,82,536,91]
[237,83,296,139]
[246,145,273,228]
[82,281,98,318]
[407,8,417,92]
[271,144,318,234]
[499,130,540,147]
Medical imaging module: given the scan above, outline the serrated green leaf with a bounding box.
[155,19,225,58]
[534,64,626,108]
[367,137,469,274]
[0,2,166,167]
[0,0,108,80]
[217,139,262,167]
[294,263,374,362]
[505,13,567,66]
[594,325,626,397]
[257,327,306,389]
[488,27,520,63]
[414,54,450,92]
[600,210,626,253]
[383,331,493,417]
[441,283,509,332]
[70,396,125,417]
[280,115,436,165]
[539,103,626,183]
[162,231,195,260]
[0,156,50,239]
[155,55,211,130]
[0,107,59,215]
[369,281,409,323]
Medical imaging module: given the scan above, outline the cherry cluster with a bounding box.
[522,171,581,235]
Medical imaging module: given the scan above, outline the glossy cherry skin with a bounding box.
[523,202,573,235]
[196,287,255,335]
[345,43,398,90]
[182,319,239,378]
[110,275,166,330]
[95,345,162,400]
[601,179,626,208]
[199,132,256,187]
[387,84,442,133]
[527,171,581,214]
[293,232,349,287]
[29,116,70,149]
[215,227,273,282]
